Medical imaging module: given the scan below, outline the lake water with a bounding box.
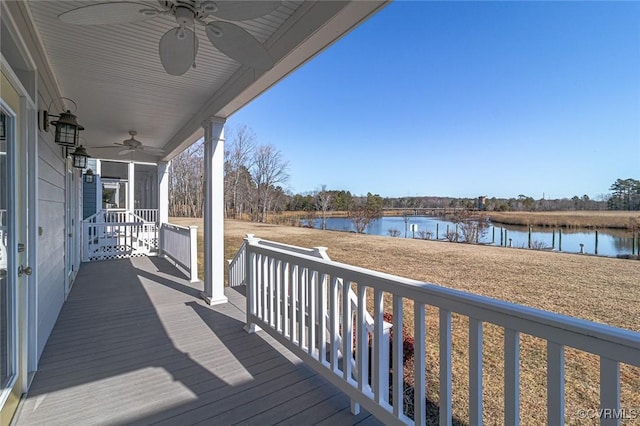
[306,216,638,258]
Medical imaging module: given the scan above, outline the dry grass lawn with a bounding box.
[170,218,640,425]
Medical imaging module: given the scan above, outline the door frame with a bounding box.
[65,159,75,296]
[0,50,38,423]
[0,97,20,412]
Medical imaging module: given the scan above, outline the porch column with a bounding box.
[128,162,135,212]
[157,161,169,224]
[201,117,228,305]
[157,161,169,257]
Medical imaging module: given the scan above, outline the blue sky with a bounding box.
[228,1,640,199]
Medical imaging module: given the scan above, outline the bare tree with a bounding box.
[251,144,289,223]
[455,211,489,243]
[314,184,332,230]
[225,125,256,218]
[169,140,204,217]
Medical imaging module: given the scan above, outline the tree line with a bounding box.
[169,125,290,221]
[168,128,638,218]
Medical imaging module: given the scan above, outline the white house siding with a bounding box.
[35,93,66,359]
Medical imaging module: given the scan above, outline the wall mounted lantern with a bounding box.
[40,98,84,147]
[84,169,95,183]
[71,145,89,169]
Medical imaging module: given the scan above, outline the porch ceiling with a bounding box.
[23,0,387,162]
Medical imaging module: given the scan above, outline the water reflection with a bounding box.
[305,216,637,258]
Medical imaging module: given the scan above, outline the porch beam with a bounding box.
[201,117,228,305]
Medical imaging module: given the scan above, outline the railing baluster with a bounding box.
[505,328,520,426]
[547,341,565,426]
[330,276,339,374]
[318,273,327,365]
[276,259,282,333]
[414,302,426,426]
[247,249,256,320]
[308,270,316,356]
[600,357,621,426]
[373,288,386,403]
[268,257,275,327]
[298,266,306,349]
[283,262,290,339]
[440,310,452,426]
[342,280,353,381]
[469,318,483,426]
[392,295,404,419]
[357,285,369,394]
[262,255,268,322]
[290,264,297,343]
[255,254,262,320]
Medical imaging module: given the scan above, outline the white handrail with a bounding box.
[233,236,390,414]
[160,222,198,282]
[242,236,640,426]
[82,221,157,261]
[134,208,158,223]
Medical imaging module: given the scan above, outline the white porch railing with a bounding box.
[82,210,158,261]
[159,223,198,282]
[134,208,158,223]
[229,236,391,383]
[239,235,640,426]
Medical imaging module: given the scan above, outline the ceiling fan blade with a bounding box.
[93,142,126,149]
[141,146,165,153]
[118,148,135,156]
[210,1,281,21]
[206,22,273,70]
[58,2,157,25]
[159,27,198,76]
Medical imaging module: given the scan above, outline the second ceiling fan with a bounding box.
[58,0,280,75]
[94,131,165,156]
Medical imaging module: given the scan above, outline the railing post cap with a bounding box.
[188,225,198,229]
[312,246,330,260]
[244,234,260,242]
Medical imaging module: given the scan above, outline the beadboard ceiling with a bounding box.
[25,0,387,162]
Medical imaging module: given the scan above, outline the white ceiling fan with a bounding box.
[93,131,165,156]
[57,0,280,75]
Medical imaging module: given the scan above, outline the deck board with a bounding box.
[15,257,382,426]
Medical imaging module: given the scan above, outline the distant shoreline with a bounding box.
[270,210,640,230]
[486,211,640,230]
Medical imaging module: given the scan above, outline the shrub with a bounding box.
[387,228,401,237]
[530,239,547,250]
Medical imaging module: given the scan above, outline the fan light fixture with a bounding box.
[58,1,280,76]
[41,98,85,147]
[71,145,89,169]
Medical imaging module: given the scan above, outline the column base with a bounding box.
[200,291,228,306]
[243,323,262,334]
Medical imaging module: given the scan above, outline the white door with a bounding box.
[0,71,28,425]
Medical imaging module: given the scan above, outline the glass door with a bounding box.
[0,71,27,424]
[0,102,20,424]
[0,109,14,403]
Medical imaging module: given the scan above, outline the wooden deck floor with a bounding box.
[15,257,381,426]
